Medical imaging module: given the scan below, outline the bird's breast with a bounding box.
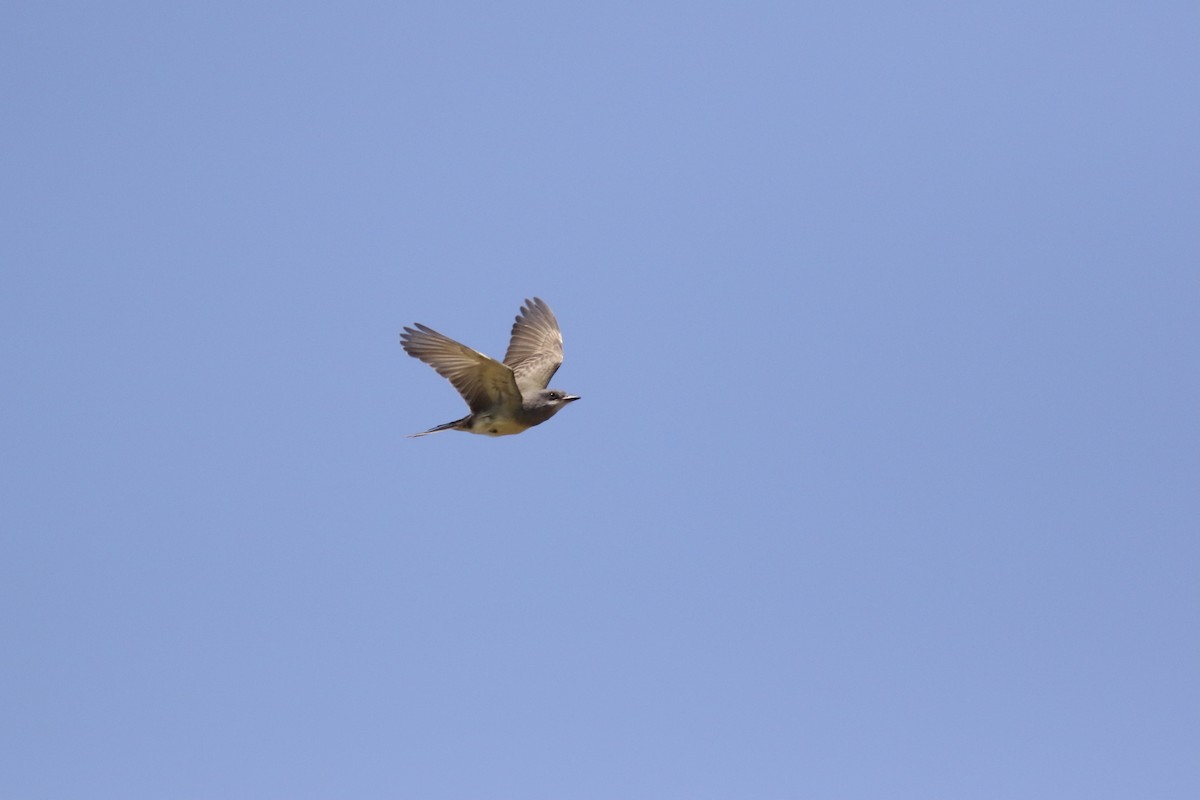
[467,414,531,436]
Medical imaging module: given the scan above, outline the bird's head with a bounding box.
[529,388,581,416]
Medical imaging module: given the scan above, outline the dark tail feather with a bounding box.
[407,416,467,438]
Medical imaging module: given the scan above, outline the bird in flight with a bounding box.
[399,297,580,437]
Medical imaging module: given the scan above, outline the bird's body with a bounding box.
[399,298,579,437]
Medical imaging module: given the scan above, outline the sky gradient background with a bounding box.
[3,2,1198,798]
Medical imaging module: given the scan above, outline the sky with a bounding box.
[2,2,1197,798]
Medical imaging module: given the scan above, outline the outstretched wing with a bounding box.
[503,297,564,394]
[400,324,522,414]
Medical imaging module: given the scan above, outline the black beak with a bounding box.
[563,395,581,402]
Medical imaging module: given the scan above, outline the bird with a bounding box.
[399,297,580,437]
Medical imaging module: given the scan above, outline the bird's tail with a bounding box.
[406,416,468,438]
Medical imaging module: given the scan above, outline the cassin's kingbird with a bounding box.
[399,297,579,437]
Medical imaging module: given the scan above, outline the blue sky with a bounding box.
[2,2,1197,798]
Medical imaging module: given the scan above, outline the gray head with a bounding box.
[522,388,581,423]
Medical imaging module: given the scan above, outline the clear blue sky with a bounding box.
[3,2,1197,798]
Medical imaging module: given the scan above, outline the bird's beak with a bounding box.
[563,395,581,402]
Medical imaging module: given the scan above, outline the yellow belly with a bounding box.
[468,414,530,436]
